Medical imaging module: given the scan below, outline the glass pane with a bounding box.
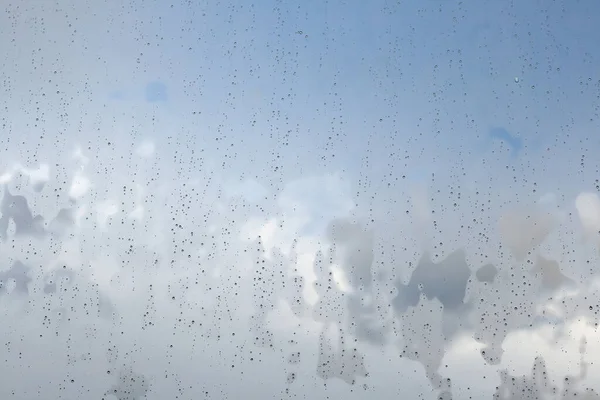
[1,0,599,398]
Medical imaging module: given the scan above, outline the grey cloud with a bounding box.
[0,186,45,240]
[0,260,32,295]
[392,250,470,315]
[469,263,539,365]
[47,207,77,236]
[533,254,576,293]
[316,327,369,385]
[398,296,451,393]
[326,219,375,291]
[43,265,75,294]
[476,263,498,283]
[0,186,81,241]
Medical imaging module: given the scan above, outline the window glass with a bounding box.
[1,0,599,398]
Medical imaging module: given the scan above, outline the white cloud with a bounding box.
[69,171,92,199]
[330,264,353,293]
[239,173,356,307]
[0,163,50,189]
[96,199,119,228]
[576,192,600,240]
[72,146,90,165]
[135,140,156,158]
[277,173,355,231]
[224,178,268,203]
[128,183,146,221]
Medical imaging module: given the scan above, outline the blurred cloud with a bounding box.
[0,140,599,399]
[498,206,559,261]
[69,171,92,200]
[576,192,600,242]
[135,139,156,158]
[0,163,49,191]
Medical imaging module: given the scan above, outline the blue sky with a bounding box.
[97,0,600,196]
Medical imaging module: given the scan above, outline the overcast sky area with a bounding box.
[1,0,600,399]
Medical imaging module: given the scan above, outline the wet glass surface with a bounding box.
[1,0,600,398]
